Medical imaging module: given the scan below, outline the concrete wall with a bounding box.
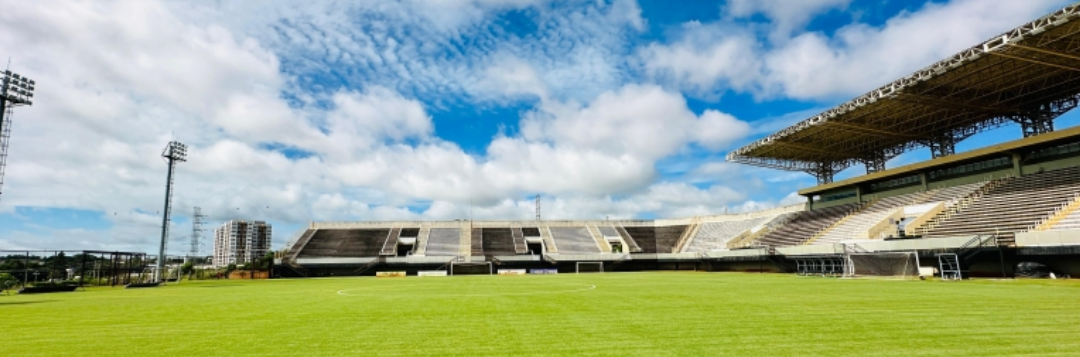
[1015,230,1080,247]
[864,184,924,200]
[1023,155,1080,176]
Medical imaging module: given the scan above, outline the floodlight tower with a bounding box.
[156,141,187,282]
[535,194,541,221]
[189,206,205,259]
[0,69,36,205]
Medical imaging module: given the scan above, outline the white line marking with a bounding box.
[337,284,596,297]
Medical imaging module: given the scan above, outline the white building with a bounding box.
[213,220,272,267]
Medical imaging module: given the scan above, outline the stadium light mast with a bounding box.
[189,206,205,261]
[156,141,187,282]
[0,69,36,205]
[535,194,541,221]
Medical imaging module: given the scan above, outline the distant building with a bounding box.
[213,220,272,267]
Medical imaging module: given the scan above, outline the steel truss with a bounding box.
[727,3,1080,181]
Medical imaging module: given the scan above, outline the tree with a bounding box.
[260,252,274,270]
[181,261,194,275]
[0,273,17,295]
[47,252,69,280]
[226,263,237,275]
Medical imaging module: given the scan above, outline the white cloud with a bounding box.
[473,54,550,101]
[639,22,762,98]
[323,88,435,153]
[183,0,646,104]
[725,0,852,41]
[761,0,1069,99]
[521,84,749,158]
[643,0,1070,100]
[0,0,760,252]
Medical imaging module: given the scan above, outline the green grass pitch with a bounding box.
[3,272,1079,356]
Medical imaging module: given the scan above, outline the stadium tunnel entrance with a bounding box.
[396,243,413,257]
[526,242,544,256]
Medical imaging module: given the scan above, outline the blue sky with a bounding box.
[0,0,1074,253]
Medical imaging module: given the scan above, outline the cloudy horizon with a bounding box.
[1,0,1076,253]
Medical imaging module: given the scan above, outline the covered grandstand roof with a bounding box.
[799,124,1080,196]
[727,3,1080,178]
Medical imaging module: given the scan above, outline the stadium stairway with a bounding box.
[807,190,938,245]
[285,229,317,262]
[1033,193,1080,231]
[414,225,430,256]
[355,256,385,275]
[726,214,795,249]
[379,228,401,256]
[754,203,860,248]
[911,179,1005,236]
[596,226,630,251]
[512,227,527,254]
[470,228,484,256]
[924,167,1080,244]
[586,225,612,253]
[459,226,473,256]
[614,226,643,253]
[540,227,559,254]
[684,217,772,252]
[673,221,701,253]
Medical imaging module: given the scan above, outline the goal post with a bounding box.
[843,251,920,279]
[575,262,603,274]
[449,262,492,276]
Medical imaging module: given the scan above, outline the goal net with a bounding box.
[843,252,919,279]
[575,262,603,274]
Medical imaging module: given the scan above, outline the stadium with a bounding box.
[277,3,1080,280]
[5,2,1080,356]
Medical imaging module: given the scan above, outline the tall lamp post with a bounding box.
[0,69,36,205]
[156,141,186,282]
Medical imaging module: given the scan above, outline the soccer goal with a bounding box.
[843,252,919,279]
[575,262,604,274]
[449,262,492,276]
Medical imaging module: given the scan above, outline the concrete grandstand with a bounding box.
[276,3,1080,279]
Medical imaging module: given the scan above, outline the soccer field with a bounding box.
[3,272,1078,356]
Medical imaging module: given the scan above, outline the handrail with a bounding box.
[726,213,792,249]
[917,177,1007,236]
[803,200,875,245]
[1028,193,1080,231]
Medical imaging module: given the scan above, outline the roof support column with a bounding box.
[1014,109,1055,137]
[861,151,887,174]
[1011,152,1023,177]
[927,133,957,159]
[807,162,835,185]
